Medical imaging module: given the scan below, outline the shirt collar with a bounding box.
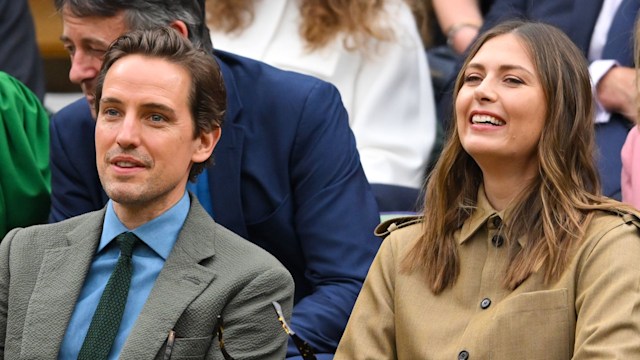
[458,185,501,245]
[99,192,191,259]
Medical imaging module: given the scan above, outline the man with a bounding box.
[49,0,382,358]
[0,27,294,359]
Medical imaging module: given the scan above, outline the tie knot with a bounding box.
[116,232,138,258]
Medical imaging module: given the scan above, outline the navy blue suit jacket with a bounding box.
[49,50,382,358]
[439,0,629,199]
[0,0,45,101]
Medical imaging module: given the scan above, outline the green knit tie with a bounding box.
[78,232,139,360]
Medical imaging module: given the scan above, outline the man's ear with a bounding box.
[169,20,189,38]
[192,127,221,164]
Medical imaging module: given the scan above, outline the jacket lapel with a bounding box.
[208,55,248,238]
[19,211,105,358]
[119,201,217,358]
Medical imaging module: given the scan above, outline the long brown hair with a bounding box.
[404,20,627,293]
[206,0,392,51]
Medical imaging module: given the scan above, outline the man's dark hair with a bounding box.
[54,0,213,53]
[95,27,226,181]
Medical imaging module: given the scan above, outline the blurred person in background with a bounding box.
[207,0,438,212]
[0,71,50,239]
[0,0,46,101]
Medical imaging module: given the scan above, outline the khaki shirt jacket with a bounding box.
[336,190,640,359]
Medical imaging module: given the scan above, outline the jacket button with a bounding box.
[491,235,504,247]
[480,298,491,309]
[458,350,469,360]
[492,216,502,227]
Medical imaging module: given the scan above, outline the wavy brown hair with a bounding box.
[403,20,629,293]
[206,0,392,51]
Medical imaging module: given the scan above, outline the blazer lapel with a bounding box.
[119,202,217,358]
[208,56,248,238]
[19,211,105,359]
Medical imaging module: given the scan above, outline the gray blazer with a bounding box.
[0,197,294,359]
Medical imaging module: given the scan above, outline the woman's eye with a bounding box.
[463,74,482,84]
[505,77,524,85]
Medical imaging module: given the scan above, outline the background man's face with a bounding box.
[60,7,128,118]
[95,54,214,217]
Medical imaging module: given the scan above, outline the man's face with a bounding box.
[60,6,128,118]
[95,54,218,219]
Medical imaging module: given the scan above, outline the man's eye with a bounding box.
[150,114,165,122]
[105,109,120,117]
[64,45,75,57]
[89,48,106,57]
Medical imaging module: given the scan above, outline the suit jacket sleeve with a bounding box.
[216,267,294,360]
[288,80,382,356]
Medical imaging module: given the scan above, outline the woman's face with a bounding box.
[456,33,547,174]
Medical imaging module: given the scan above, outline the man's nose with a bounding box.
[115,116,142,149]
[68,51,99,85]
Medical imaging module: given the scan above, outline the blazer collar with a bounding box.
[20,209,106,359]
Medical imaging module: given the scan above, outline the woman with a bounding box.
[335,20,640,359]
[207,0,437,211]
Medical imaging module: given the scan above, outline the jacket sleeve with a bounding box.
[287,80,382,358]
[214,267,295,360]
[334,233,397,359]
[573,217,640,357]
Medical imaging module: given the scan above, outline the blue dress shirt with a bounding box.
[58,192,190,359]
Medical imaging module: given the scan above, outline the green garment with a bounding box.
[0,71,50,238]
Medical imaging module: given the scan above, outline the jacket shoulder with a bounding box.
[375,215,424,239]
